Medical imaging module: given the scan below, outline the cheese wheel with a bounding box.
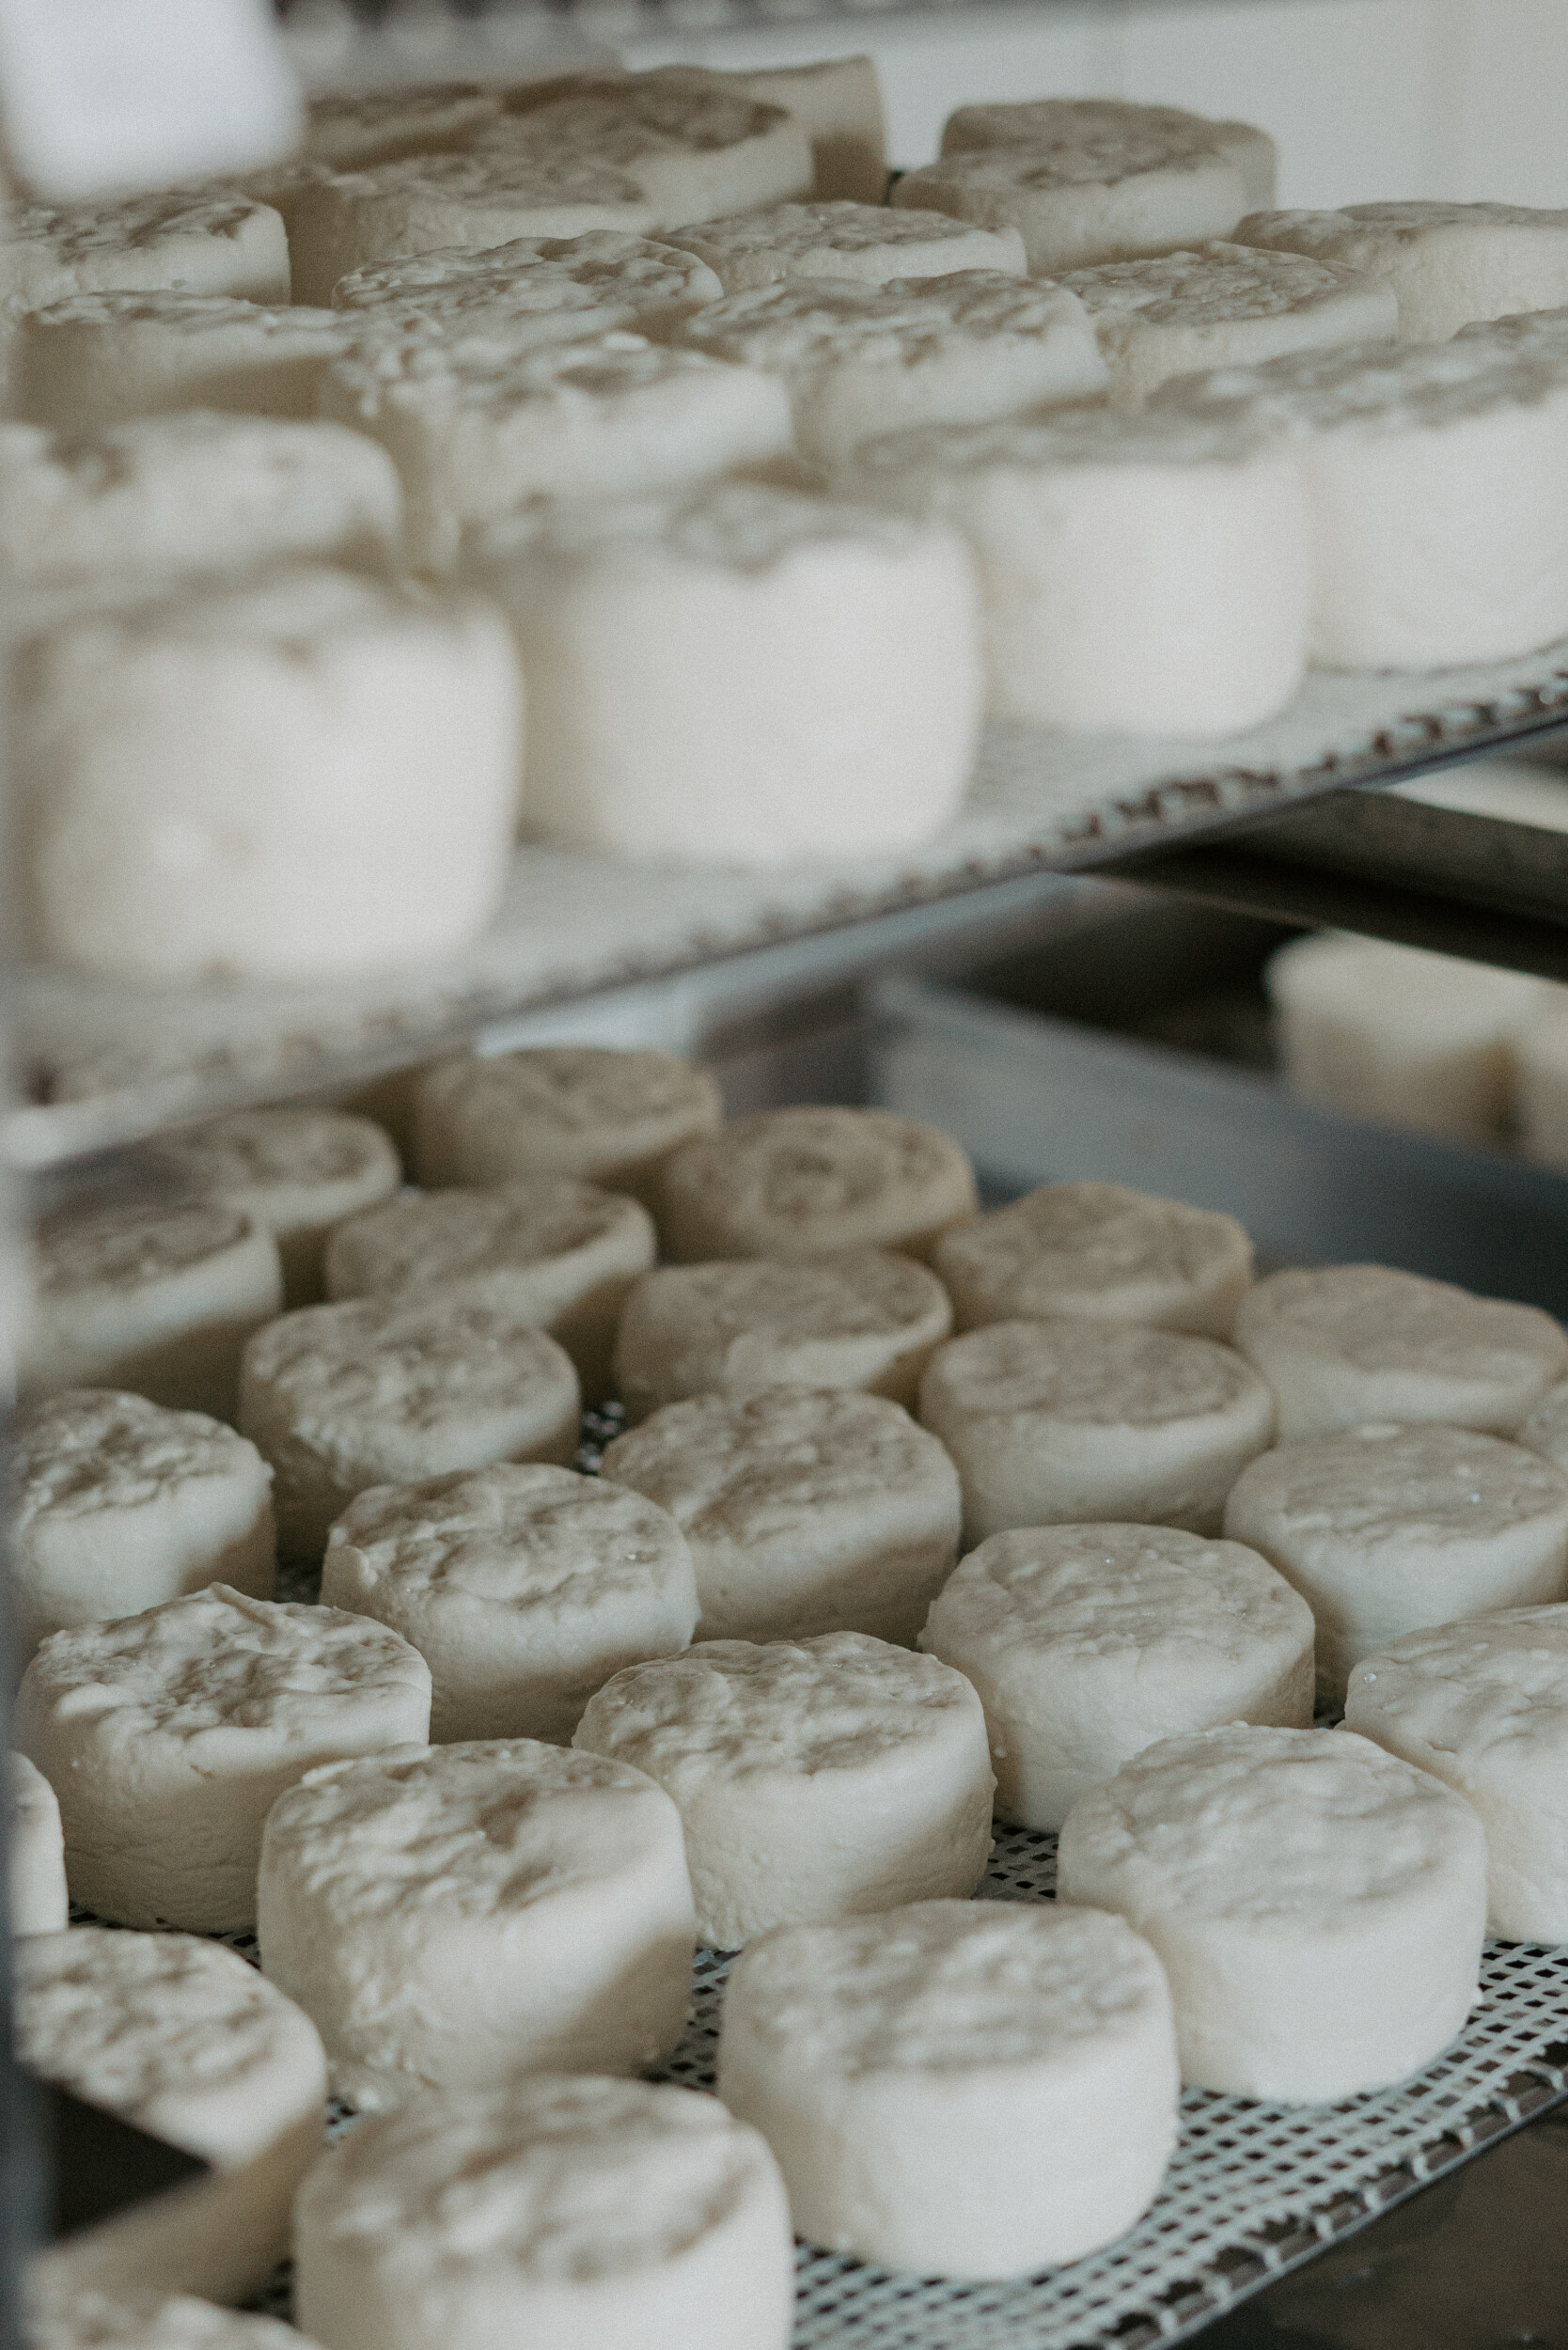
[26,2295,316,2350]
[1345,1605,1568,1941]
[1155,337,1568,668]
[472,484,982,865]
[941,97,1276,211]
[1224,1420,1568,1700]
[325,1178,654,1401]
[1,192,289,311]
[16,566,522,983]
[1057,1724,1488,2098]
[602,1388,962,1645]
[20,1202,283,1423]
[304,84,504,168]
[665,199,1024,293]
[662,1105,977,1264]
[1234,201,1568,341]
[842,402,1309,734]
[1059,243,1396,406]
[572,1633,994,1946]
[149,1108,401,1308]
[15,294,352,431]
[293,2077,792,2350]
[320,329,792,573]
[321,1463,698,1742]
[8,1750,68,1935]
[241,1294,580,1561]
[672,271,1106,467]
[725,56,886,203]
[893,135,1247,276]
[1231,1263,1568,1439]
[16,1586,431,1931]
[919,1319,1276,1546]
[413,1048,721,1209]
[921,1523,1315,1828]
[615,1251,953,1424]
[331,230,722,342]
[10,1388,274,1665]
[718,1900,1178,2274]
[933,1181,1253,1339]
[259,1741,695,2107]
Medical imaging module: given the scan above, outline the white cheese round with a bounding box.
[15,1586,431,1931]
[15,294,352,431]
[602,1388,962,1644]
[921,1523,1315,1828]
[26,2295,313,2350]
[413,1047,721,1211]
[8,1750,68,1935]
[1224,1420,1568,1701]
[321,1463,698,1743]
[1235,200,1568,341]
[1057,1723,1488,2098]
[718,1900,1178,2274]
[259,1741,695,2107]
[1345,1605,1568,1941]
[615,1251,953,1424]
[11,1387,274,1664]
[326,1178,654,1401]
[893,134,1247,276]
[240,1293,581,1561]
[941,97,1276,210]
[723,56,886,204]
[572,1632,994,1947]
[472,481,981,865]
[840,402,1309,735]
[16,565,522,982]
[933,1180,1253,1339]
[661,1104,978,1264]
[918,1318,1276,1547]
[331,229,722,342]
[293,2076,792,2350]
[665,197,1024,292]
[1231,1263,1568,1439]
[672,270,1106,467]
[1,192,289,311]
[20,1202,283,1424]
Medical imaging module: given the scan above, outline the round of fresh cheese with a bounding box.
[8,1750,68,1935]
[1231,1263,1568,1439]
[16,565,522,983]
[933,1180,1253,1339]
[20,1201,283,1423]
[1234,200,1568,341]
[672,270,1106,467]
[941,96,1276,211]
[331,229,723,342]
[321,1463,698,1743]
[10,1387,275,1664]
[149,1107,401,1308]
[661,1105,978,1264]
[615,1251,953,1424]
[413,1047,721,1210]
[240,1294,580,1561]
[1224,1420,1568,1701]
[572,1632,994,1947]
[259,1741,695,2107]
[718,1899,1178,2274]
[665,197,1025,292]
[293,2076,792,2350]
[921,1523,1315,1828]
[470,481,982,865]
[725,55,886,204]
[1,190,290,310]
[25,2294,315,2350]
[918,1319,1276,1546]
[1058,242,1396,406]
[325,1178,654,1401]
[1344,1605,1568,1941]
[602,1387,962,1644]
[1058,1724,1487,2098]
[841,402,1309,735]
[16,1586,431,1931]
[14,294,353,431]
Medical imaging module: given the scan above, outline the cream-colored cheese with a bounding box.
[149,1107,401,1308]
[413,1047,721,1210]
[26,2294,316,2350]
[662,1105,977,1264]
[304,84,504,168]
[8,1751,68,1934]
[331,230,722,342]
[724,56,886,203]
[895,132,1247,275]
[933,1180,1253,1338]
[14,294,351,431]
[941,98,1276,210]
[573,1632,994,1947]
[666,199,1024,293]
[1234,201,1568,341]
[2,192,289,311]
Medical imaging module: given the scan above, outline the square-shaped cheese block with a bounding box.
[941,97,1275,210]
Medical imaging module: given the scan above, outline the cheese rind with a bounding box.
[893,138,1247,275]
[933,1181,1253,1338]
[1234,201,1568,341]
[331,231,723,342]
[718,1900,1178,2274]
[921,1524,1315,1828]
[8,1751,68,1934]
[602,1388,962,1644]
[15,295,352,431]
[941,98,1276,210]
[918,1318,1276,1547]
[572,1632,995,1947]
[413,1048,721,1208]
[25,2294,313,2350]
[149,1108,401,1308]
[665,199,1024,292]
[259,1742,696,2107]
[725,57,886,203]
[1,193,290,310]
[304,84,504,169]
[662,1105,978,1264]
[11,1388,274,1664]
[1056,1724,1488,2098]
[1224,1420,1568,1700]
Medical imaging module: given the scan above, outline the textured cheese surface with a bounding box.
[26,2294,310,2350]
[259,1741,695,2105]
[1232,1263,1568,1437]
[414,1046,722,1199]
[666,199,1025,292]
[1157,332,1568,436]
[919,1318,1276,1544]
[15,294,353,431]
[1235,201,1568,340]
[921,1523,1315,1828]
[893,140,1247,274]
[14,1926,325,2167]
[602,1388,962,1644]
[934,1180,1253,1337]
[662,1105,978,1263]
[150,1107,401,1306]
[321,1462,698,1742]
[614,1250,953,1423]
[1459,303,1568,356]
[1521,1373,1568,1470]
[331,231,723,341]
[8,1750,68,1935]
[2,193,290,310]
[939,98,1277,208]
[304,84,503,168]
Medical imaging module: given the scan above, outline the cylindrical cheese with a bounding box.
[412,1047,721,1210]
[940,98,1276,212]
[893,134,1247,274]
[1234,201,1568,341]
[933,1180,1253,1338]
[3,192,290,309]
[331,230,723,343]
[660,1106,977,1264]
[15,294,353,431]
[149,1107,401,1308]
[7,1750,68,1935]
